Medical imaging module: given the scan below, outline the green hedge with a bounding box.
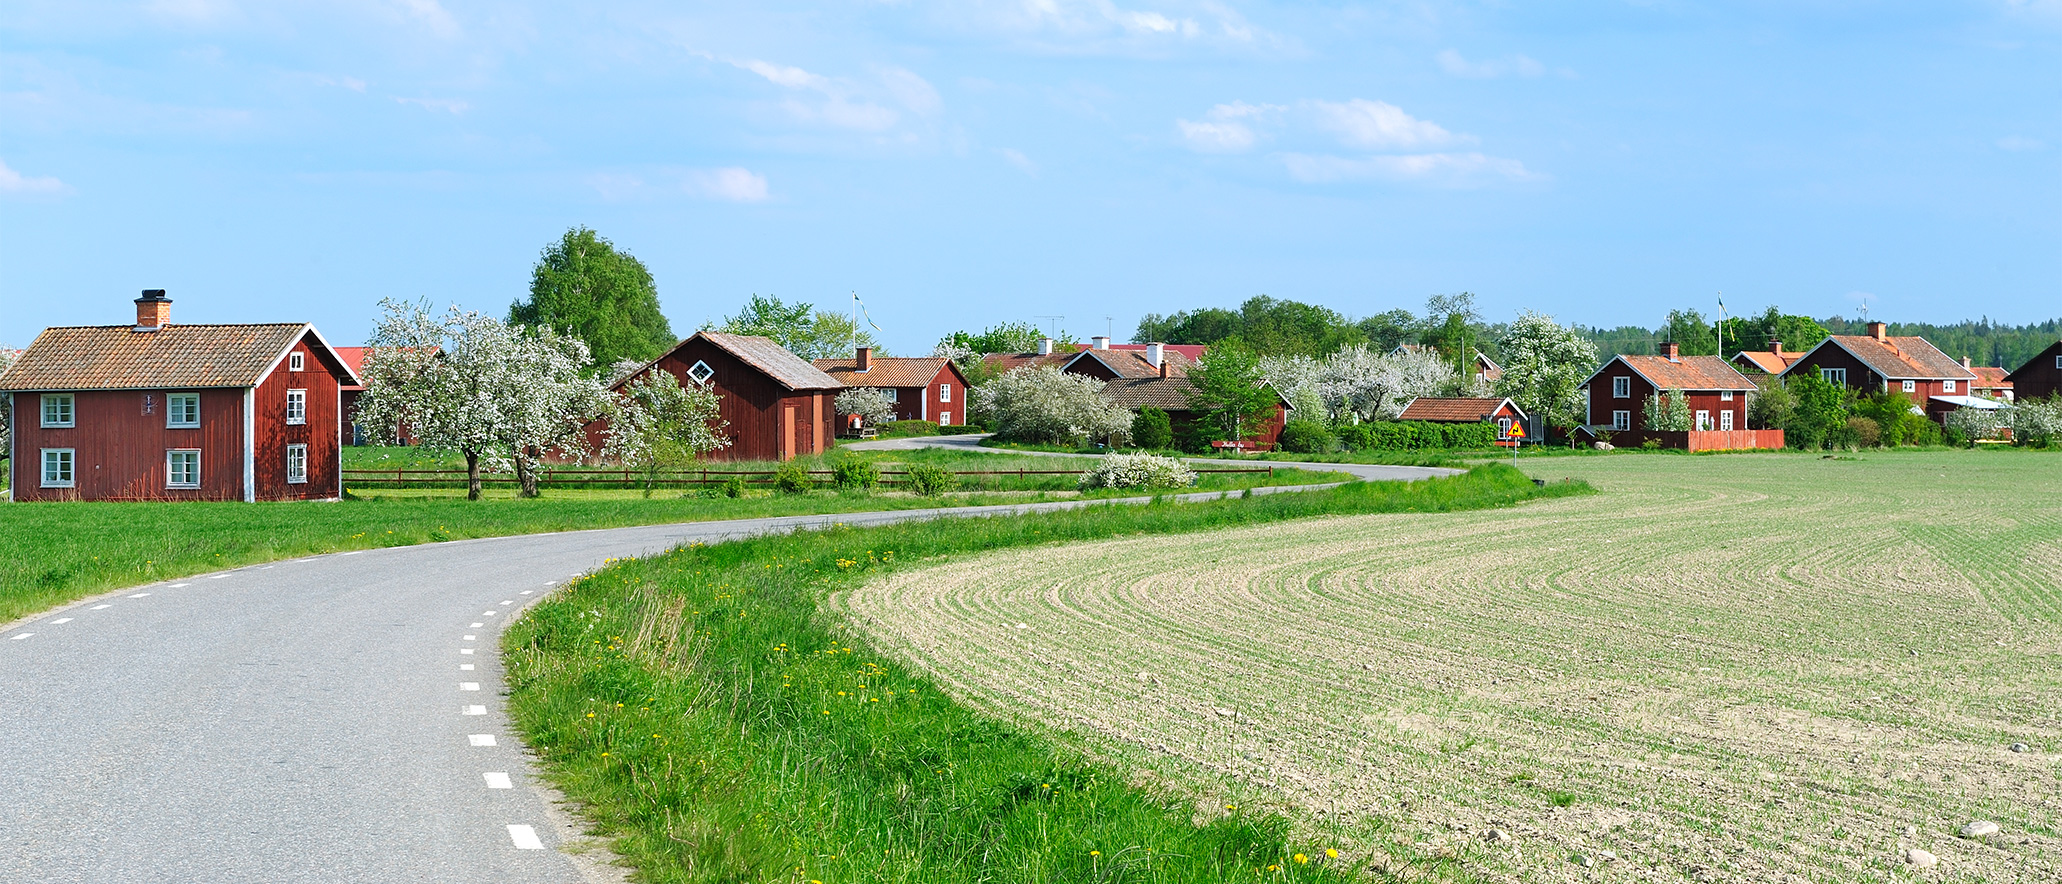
[1337,420,1499,451]
[883,420,942,437]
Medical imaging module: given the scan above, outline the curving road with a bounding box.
[0,455,1456,883]
[840,432,1463,484]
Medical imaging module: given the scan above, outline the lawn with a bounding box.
[838,448,2062,882]
[0,447,1344,625]
[500,465,1582,884]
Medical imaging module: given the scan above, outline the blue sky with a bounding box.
[2,1,2056,354]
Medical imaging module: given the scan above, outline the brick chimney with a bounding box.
[1867,321,1887,342]
[1145,341,1164,368]
[1037,338,1053,356]
[1767,337,1782,353]
[1962,356,1972,369]
[855,346,872,372]
[1159,358,1170,379]
[1091,335,1110,350]
[134,289,171,331]
[1660,340,1680,362]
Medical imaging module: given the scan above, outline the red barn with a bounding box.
[1,291,357,502]
[812,348,971,430]
[1580,343,1777,450]
[1397,397,1528,444]
[606,332,840,462]
[1780,322,1976,423]
[2006,340,2062,403]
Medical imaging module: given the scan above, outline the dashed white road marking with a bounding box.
[469,734,497,747]
[499,600,513,606]
[341,550,363,556]
[10,633,33,641]
[168,583,191,588]
[460,682,480,691]
[470,622,484,628]
[463,635,477,641]
[127,593,151,598]
[91,605,113,610]
[482,611,497,617]
[464,705,487,715]
[460,649,475,655]
[507,825,544,850]
[50,618,72,624]
[483,772,513,789]
[460,664,475,671]
[520,590,534,595]
[207,574,232,579]
[258,566,273,570]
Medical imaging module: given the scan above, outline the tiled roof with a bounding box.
[1063,348,1195,379]
[334,346,368,391]
[813,356,957,388]
[0,324,313,391]
[1099,377,1200,410]
[1731,350,1803,374]
[982,351,1073,373]
[698,332,843,390]
[1968,366,2012,388]
[1793,335,1976,381]
[1613,354,1759,391]
[1397,397,1520,422]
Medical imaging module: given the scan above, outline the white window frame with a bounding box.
[286,389,307,425]
[884,388,898,402]
[1820,367,1847,385]
[289,351,304,372]
[2056,355,2062,369]
[41,449,75,488]
[1943,379,1956,393]
[1696,410,1712,431]
[939,411,952,426]
[42,393,75,428]
[1720,390,1734,401]
[286,443,309,485]
[1612,376,1630,398]
[938,383,951,403]
[167,392,200,428]
[1611,410,1631,431]
[167,449,201,489]
[1720,410,1735,431]
[686,360,715,385]
[1901,379,1915,393]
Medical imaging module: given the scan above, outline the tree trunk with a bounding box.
[465,451,482,501]
[516,447,541,499]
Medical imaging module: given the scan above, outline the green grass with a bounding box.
[500,465,1585,883]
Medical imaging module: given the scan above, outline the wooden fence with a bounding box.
[342,465,1273,488]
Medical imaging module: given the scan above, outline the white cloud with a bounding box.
[935,0,1282,54]
[738,59,831,91]
[1281,152,1537,185]
[1309,99,1464,150]
[0,158,68,195]
[394,0,460,39]
[1175,101,1282,152]
[687,167,770,202]
[314,75,368,93]
[878,67,942,115]
[1997,135,2047,151]
[998,148,1039,174]
[394,96,468,114]
[1436,49,1546,79]
[723,56,939,133]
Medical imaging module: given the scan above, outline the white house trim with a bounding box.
[242,387,256,503]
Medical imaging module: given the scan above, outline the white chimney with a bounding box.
[1091,335,1110,350]
[1145,342,1164,367]
[1037,338,1054,355]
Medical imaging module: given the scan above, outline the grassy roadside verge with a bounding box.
[500,465,1590,883]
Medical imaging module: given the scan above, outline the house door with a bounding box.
[782,405,796,460]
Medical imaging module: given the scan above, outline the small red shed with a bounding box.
[812,348,972,429]
[1397,397,1528,444]
[603,332,840,462]
[1,291,357,502]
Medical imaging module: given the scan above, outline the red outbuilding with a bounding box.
[2005,340,2062,403]
[812,348,972,430]
[1,290,357,502]
[1397,397,1528,444]
[601,331,840,462]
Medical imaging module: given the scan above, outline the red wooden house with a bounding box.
[812,347,971,430]
[1780,322,1977,423]
[1580,343,1777,450]
[1397,397,1528,444]
[606,331,840,462]
[2006,340,2062,403]
[0,290,356,502]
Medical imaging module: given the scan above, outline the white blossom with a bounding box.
[834,387,898,428]
[972,365,1133,446]
[1079,452,1197,490]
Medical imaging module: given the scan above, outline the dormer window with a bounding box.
[687,360,715,385]
[289,351,304,372]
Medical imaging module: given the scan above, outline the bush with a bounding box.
[1840,416,1879,449]
[937,425,982,435]
[1276,419,1336,454]
[832,460,879,490]
[721,474,747,498]
[902,463,958,497]
[1131,406,1173,450]
[883,420,940,438]
[1336,420,1498,451]
[1078,453,1198,490]
[774,461,813,494]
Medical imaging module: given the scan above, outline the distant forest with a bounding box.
[1133,295,2060,371]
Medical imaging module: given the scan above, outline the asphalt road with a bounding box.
[0,456,1455,883]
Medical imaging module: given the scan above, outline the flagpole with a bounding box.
[851,292,858,355]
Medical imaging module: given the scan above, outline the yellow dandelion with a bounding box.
[1325,848,1339,859]
[1294,853,1308,864]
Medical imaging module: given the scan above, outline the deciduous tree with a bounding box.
[1186,341,1278,442]
[510,227,675,371]
[1493,310,1599,430]
[601,369,729,497]
[971,365,1132,446]
[718,294,885,360]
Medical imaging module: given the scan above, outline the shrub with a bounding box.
[774,461,813,494]
[884,420,940,438]
[1337,420,1498,451]
[1841,416,1879,449]
[1078,453,1199,490]
[832,459,879,490]
[937,425,982,435]
[2012,396,2062,448]
[1276,419,1336,454]
[720,474,747,498]
[902,463,958,497]
[1131,407,1173,450]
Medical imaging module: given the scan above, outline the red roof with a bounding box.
[1397,397,1523,422]
[1787,334,1975,382]
[1730,349,1804,374]
[812,355,963,388]
[334,346,368,391]
[1969,366,2012,389]
[1596,354,1759,392]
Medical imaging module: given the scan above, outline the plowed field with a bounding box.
[835,451,2062,882]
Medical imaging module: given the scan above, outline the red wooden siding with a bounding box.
[612,339,832,462]
[252,334,344,500]
[2010,342,2062,401]
[10,388,247,501]
[1588,362,1747,433]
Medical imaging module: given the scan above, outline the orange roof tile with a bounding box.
[1397,397,1522,422]
[1611,354,1759,391]
[0,323,332,391]
[1792,335,1975,381]
[812,356,959,388]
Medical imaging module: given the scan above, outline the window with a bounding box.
[687,360,715,385]
[167,393,200,428]
[884,388,898,402]
[1820,367,1847,385]
[1720,390,1734,401]
[939,411,952,426]
[2056,355,2062,370]
[289,351,304,372]
[41,393,74,428]
[1943,379,1956,393]
[286,389,306,425]
[1611,410,1631,431]
[1901,379,1915,393]
[286,444,308,484]
[41,449,74,488]
[167,449,200,488]
[939,383,952,403]
[1612,376,1630,398]
[1696,410,1712,431]
[1720,410,1735,431]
